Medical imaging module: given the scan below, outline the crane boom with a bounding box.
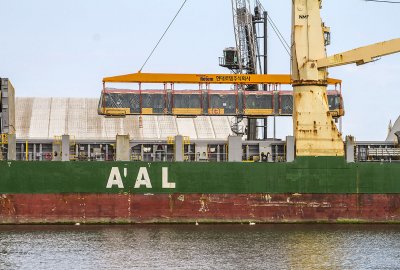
[317,38,400,68]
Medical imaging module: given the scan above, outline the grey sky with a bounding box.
[0,0,399,140]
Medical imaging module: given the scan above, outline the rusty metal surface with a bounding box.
[0,193,399,224]
[291,1,345,157]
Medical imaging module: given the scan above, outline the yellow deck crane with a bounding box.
[291,0,400,157]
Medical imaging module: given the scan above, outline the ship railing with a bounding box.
[15,151,54,161]
[137,152,202,162]
[367,148,400,157]
[131,153,142,161]
[184,152,196,162]
[361,159,400,163]
[207,152,228,162]
[137,153,176,162]
[242,154,286,162]
[87,152,106,161]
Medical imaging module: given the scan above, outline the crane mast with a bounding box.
[291,0,400,157]
[231,0,258,74]
[291,0,343,157]
[222,0,265,140]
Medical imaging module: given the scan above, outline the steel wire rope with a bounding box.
[257,2,291,57]
[266,14,290,51]
[139,0,188,72]
[266,15,291,56]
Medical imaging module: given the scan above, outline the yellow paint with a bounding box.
[244,109,274,116]
[172,108,202,115]
[0,134,7,145]
[329,109,345,118]
[208,108,225,115]
[103,72,341,85]
[53,136,62,145]
[167,137,174,145]
[293,86,344,157]
[183,136,191,145]
[317,38,400,68]
[289,1,398,157]
[25,140,28,161]
[292,0,344,157]
[69,135,76,146]
[141,108,153,114]
[104,108,130,116]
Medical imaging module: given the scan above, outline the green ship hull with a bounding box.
[0,157,400,224]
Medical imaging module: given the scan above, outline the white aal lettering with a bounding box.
[162,167,176,188]
[106,167,175,189]
[134,167,152,188]
[106,167,124,188]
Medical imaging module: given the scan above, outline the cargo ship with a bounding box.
[1,0,400,224]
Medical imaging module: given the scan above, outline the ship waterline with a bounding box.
[1,193,399,224]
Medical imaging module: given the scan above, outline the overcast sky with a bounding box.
[0,0,399,140]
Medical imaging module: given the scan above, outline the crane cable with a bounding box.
[266,14,291,56]
[257,2,291,57]
[137,0,396,72]
[259,0,400,57]
[139,0,188,72]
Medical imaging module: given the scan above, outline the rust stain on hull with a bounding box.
[0,193,399,224]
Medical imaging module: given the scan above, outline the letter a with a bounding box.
[134,167,152,188]
[162,167,176,189]
[106,167,124,188]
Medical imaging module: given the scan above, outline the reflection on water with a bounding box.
[0,224,399,269]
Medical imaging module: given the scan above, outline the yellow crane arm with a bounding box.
[317,38,400,69]
[103,72,341,85]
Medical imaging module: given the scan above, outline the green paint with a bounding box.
[0,157,400,194]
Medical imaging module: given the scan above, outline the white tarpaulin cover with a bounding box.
[15,97,239,141]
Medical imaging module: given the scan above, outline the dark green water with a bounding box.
[0,224,399,269]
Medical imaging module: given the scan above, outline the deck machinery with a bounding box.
[0,78,16,160]
[99,0,400,160]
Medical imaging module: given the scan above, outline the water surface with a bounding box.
[0,224,399,269]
